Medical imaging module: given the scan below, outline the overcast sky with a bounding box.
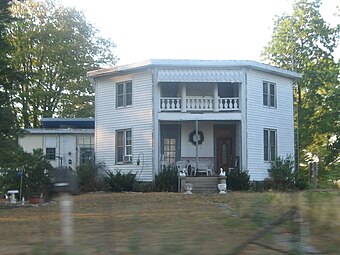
[61,0,339,65]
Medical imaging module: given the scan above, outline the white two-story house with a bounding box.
[88,59,301,181]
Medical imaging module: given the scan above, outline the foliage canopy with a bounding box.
[262,0,339,175]
[3,0,117,128]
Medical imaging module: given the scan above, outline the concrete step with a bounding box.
[180,177,223,193]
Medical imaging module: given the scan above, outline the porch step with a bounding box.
[180,176,220,194]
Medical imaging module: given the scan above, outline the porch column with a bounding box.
[195,120,199,171]
[213,83,219,112]
[181,83,187,112]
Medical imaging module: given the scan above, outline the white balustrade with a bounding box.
[186,97,214,111]
[160,97,239,112]
[218,98,239,110]
[160,98,182,111]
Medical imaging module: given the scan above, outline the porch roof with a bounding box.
[87,59,302,80]
[157,69,243,82]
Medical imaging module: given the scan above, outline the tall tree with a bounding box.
[0,0,20,168]
[4,0,117,128]
[262,0,339,174]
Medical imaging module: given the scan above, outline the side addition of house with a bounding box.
[87,59,301,181]
[19,118,95,170]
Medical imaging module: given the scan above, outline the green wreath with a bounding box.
[189,130,204,145]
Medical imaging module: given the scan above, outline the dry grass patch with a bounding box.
[0,191,339,255]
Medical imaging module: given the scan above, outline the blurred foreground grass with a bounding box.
[0,191,339,255]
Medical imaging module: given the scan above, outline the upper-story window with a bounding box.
[116,81,132,107]
[263,81,276,107]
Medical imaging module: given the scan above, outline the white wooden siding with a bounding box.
[95,70,154,181]
[246,69,295,180]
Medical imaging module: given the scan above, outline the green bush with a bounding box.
[76,162,105,192]
[0,149,53,199]
[154,166,178,192]
[268,155,295,191]
[226,170,250,191]
[268,155,308,191]
[105,170,136,192]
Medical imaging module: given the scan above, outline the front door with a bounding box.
[215,125,234,172]
[160,124,180,169]
[216,137,233,171]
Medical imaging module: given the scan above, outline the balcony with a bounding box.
[160,97,239,112]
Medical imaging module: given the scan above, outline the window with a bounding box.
[264,129,277,162]
[263,81,276,107]
[80,148,95,165]
[78,136,95,165]
[46,148,56,160]
[116,129,132,163]
[116,81,132,107]
[163,138,176,166]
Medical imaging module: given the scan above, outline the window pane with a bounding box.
[126,146,132,155]
[117,147,124,162]
[126,94,132,106]
[117,83,124,94]
[270,83,275,107]
[126,82,132,93]
[270,130,276,161]
[263,82,268,106]
[126,82,132,105]
[264,130,269,161]
[125,130,132,145]
[117,83,124,107]
[117,131,124,146]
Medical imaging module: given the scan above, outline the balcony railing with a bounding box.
[160,97,239,112]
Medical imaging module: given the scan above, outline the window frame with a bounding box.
[263,81,276,108]
[115,128,132,164]
[264,128,277,162]
[116,80,132,108]
[45,147,56,160]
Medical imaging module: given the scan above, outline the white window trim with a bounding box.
[263,81,277,108]
[116,128,132,164]
[116,80,132,108]
[264,128,277,162]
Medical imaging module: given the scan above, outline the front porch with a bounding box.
[160,120,242,176]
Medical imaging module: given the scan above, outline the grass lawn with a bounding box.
[0,191,339,255]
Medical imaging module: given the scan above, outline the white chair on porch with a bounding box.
[191,159,213,176]
[176,160,189,176]
[228,157,239,173]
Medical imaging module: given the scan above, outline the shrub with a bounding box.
[0,149,53,199]
[105,170,136,192]
[76,162,105,192]
[154,166,178,192]
[268,155,308,191]
[226,170,250,191]
[293,168,309,190]
[267,155,295,191]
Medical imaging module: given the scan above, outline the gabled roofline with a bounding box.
[87,59,302,79]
